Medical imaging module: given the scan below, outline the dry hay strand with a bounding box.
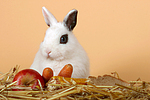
[0,65,150,100]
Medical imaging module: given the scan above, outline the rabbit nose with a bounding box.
[48,51,51,55]
[47,51,52,58]
[46,49,51,54]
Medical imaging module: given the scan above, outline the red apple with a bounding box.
[12,69,45,91]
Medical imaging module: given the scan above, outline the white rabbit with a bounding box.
[30,7,90,78]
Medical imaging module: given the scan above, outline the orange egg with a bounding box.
[42,67,53,82]
[58,64,73,78]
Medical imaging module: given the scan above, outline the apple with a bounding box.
[12,69,45,91]
[42,67,53,82]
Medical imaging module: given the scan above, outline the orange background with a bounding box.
[0,0,150,81]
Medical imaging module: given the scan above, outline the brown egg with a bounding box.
[58,64,73,78]
[42,67,53,82]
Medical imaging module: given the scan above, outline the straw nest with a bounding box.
[0,65,150,100]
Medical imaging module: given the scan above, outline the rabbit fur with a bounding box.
[30,7,90,78]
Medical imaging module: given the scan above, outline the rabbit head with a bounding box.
[41,7,79,61]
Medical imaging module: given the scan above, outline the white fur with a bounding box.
[30,7,90,78]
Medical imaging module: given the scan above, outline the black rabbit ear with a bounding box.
[63,9,78,31]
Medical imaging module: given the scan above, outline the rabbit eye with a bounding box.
[60,34,68,44]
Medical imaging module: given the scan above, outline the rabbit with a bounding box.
[30,7,90,78]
